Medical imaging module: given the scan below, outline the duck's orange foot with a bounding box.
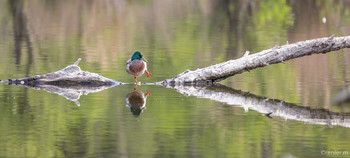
[145,90,151,96]
[145,70,152,78]
[135,81,141,86]
[134,77,141,85]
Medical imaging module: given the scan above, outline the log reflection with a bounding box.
[170,84,350,128]
[3,80,350,127]
[9,84,117,106]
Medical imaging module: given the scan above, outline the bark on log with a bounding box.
[162,35,350,86]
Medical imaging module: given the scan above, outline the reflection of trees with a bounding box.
[219,0,255,59]
[7,0,33,117]
[7,0,34,121]
[8,0,33,75]
[170,84,350,128]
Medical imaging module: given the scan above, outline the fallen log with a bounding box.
[5,58,123,86]
[162,35,350,85]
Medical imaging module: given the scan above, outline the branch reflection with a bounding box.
[4,80,350,128]
[9,83,117,106]
[170,84,350,128]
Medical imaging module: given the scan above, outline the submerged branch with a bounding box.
[170,84,350,128]
[163,35,350,85]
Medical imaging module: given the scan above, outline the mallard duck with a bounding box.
[126,51,152,85]
[125,89,151,116]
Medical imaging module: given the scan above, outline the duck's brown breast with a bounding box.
[128,60,145,77]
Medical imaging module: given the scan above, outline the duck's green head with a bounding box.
[131,51,147,62]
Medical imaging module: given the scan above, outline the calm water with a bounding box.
[1,0,350,157]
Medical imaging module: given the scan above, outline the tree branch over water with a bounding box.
[162,35,350,85]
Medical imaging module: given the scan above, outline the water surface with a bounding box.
[0,0,350,157]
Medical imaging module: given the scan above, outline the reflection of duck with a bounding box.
[125,90,151,116]
[126,51,152,85]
